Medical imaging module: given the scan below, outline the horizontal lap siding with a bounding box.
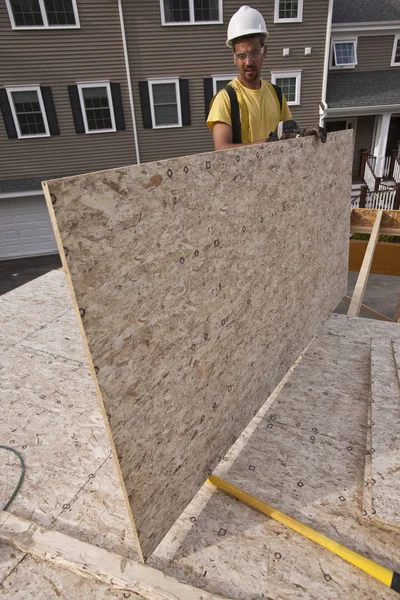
[355,35,396,71]
[124,0,329,164]
[0,0,136,182]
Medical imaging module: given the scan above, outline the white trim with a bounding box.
[76,82,116,134]
[160,0,223,26]
[212,75,236,95]
[326,104,400,117]
[5,0,80,29]
[391,34,400,67]
[147,78,182,129]
[6,85,50,139]
[0,190,43,199]
[271,70,302,106]
[332,21,400,34]
[117,0,140,164]
[330,38,358,69]
[274,0,303,23]
[320,0,334,126]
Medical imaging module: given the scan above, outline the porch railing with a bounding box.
[351,183,400,210]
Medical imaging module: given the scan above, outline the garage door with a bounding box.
[0,194,58,259]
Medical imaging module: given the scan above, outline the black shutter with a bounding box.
[179,79,190,127]
[0,89,18,138]
[110,83,125,131]
[40,86,60,135]
[139,81,152,129]
[68,85,85,134]
[203,78,214,119]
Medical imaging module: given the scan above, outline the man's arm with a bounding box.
[212,122,265,151]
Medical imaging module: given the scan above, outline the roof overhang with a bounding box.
[332,21,400,34]
[325,103,400,117]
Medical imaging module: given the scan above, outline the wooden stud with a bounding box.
[347,210,383,318]
[0,511,227,600]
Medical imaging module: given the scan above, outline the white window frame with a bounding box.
[6,85,50,139]
[274,0,303,23]
[391,34,400,67]
[212,75,236,95]
[160,0,223,26]
[148,78,182,129]
[271,70,302,106]
[330,38,358,70]
[77,81,116,134]
[5,0,80,30]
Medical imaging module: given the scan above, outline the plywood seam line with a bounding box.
[347,209,383,318]
[208,475,400,595]
[342,295,393,322]
[0,511,228,600]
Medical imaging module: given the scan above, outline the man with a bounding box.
[207,6,325,150]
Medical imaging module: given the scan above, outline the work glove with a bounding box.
[266,121,327,143]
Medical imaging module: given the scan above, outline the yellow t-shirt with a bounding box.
[206,78,292,143]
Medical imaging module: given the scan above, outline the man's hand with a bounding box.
[266,121,327,144]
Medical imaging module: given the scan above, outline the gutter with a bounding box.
[320,0,334,127]
[326,104,400,117]
[117,0,141,164]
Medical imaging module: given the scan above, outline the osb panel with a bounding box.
[0,270,71,347]
[351,208,400,233]
[370,339,400,525]
[0,554,144,600]
[44,132,352,559]
[152,315,400,599]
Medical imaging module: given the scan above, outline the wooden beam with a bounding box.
[351,208,400,235]
[395,293,400,324]
[347,210,383,318]
[342,295,393,322]
[349,240,400,277]
[0,511,226,600]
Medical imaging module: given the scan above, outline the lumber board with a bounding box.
[43,132,352,559]
[349,240,400,277]
[351,208,400,235]
[0,511,227,600]
[370,339,400,525]
[342,295,393,322]
[347,209,383,317]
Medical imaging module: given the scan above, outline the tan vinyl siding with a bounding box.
[355,35,397,72]
[353,115,375,179]
[124,0,329,163]
[0,0,136,182]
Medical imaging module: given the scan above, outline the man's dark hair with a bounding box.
[232,33,265,52]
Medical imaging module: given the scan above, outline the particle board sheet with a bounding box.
[43,132,352,559]
[151,315,400,599]
[370,338,400,525]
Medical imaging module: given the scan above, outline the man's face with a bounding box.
[233,37,266,85]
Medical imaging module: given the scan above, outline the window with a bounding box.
[77,83,116,134]
[391,35,400,67]
[274,0,303,23]
[331,40,357,68]
[212,75,236,95]
[6,0,80,29]
[149,79,181,128]
[271,71,301,105]
[161,0,222,25]
[6,86,50,138]
[139,79,190,129]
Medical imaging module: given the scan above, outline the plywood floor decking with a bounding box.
[1,271,400,599]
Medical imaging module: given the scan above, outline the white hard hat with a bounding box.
[226,5,268,48]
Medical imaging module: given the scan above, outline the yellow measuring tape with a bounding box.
[208,474,400,594]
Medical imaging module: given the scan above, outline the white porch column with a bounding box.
[372,113,391,177]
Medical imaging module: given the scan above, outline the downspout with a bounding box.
[320,0,334,127]
[118,0,141,164]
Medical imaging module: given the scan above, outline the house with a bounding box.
[0,0,137,259]
[0,0,337,260]
[323,0,400,192]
